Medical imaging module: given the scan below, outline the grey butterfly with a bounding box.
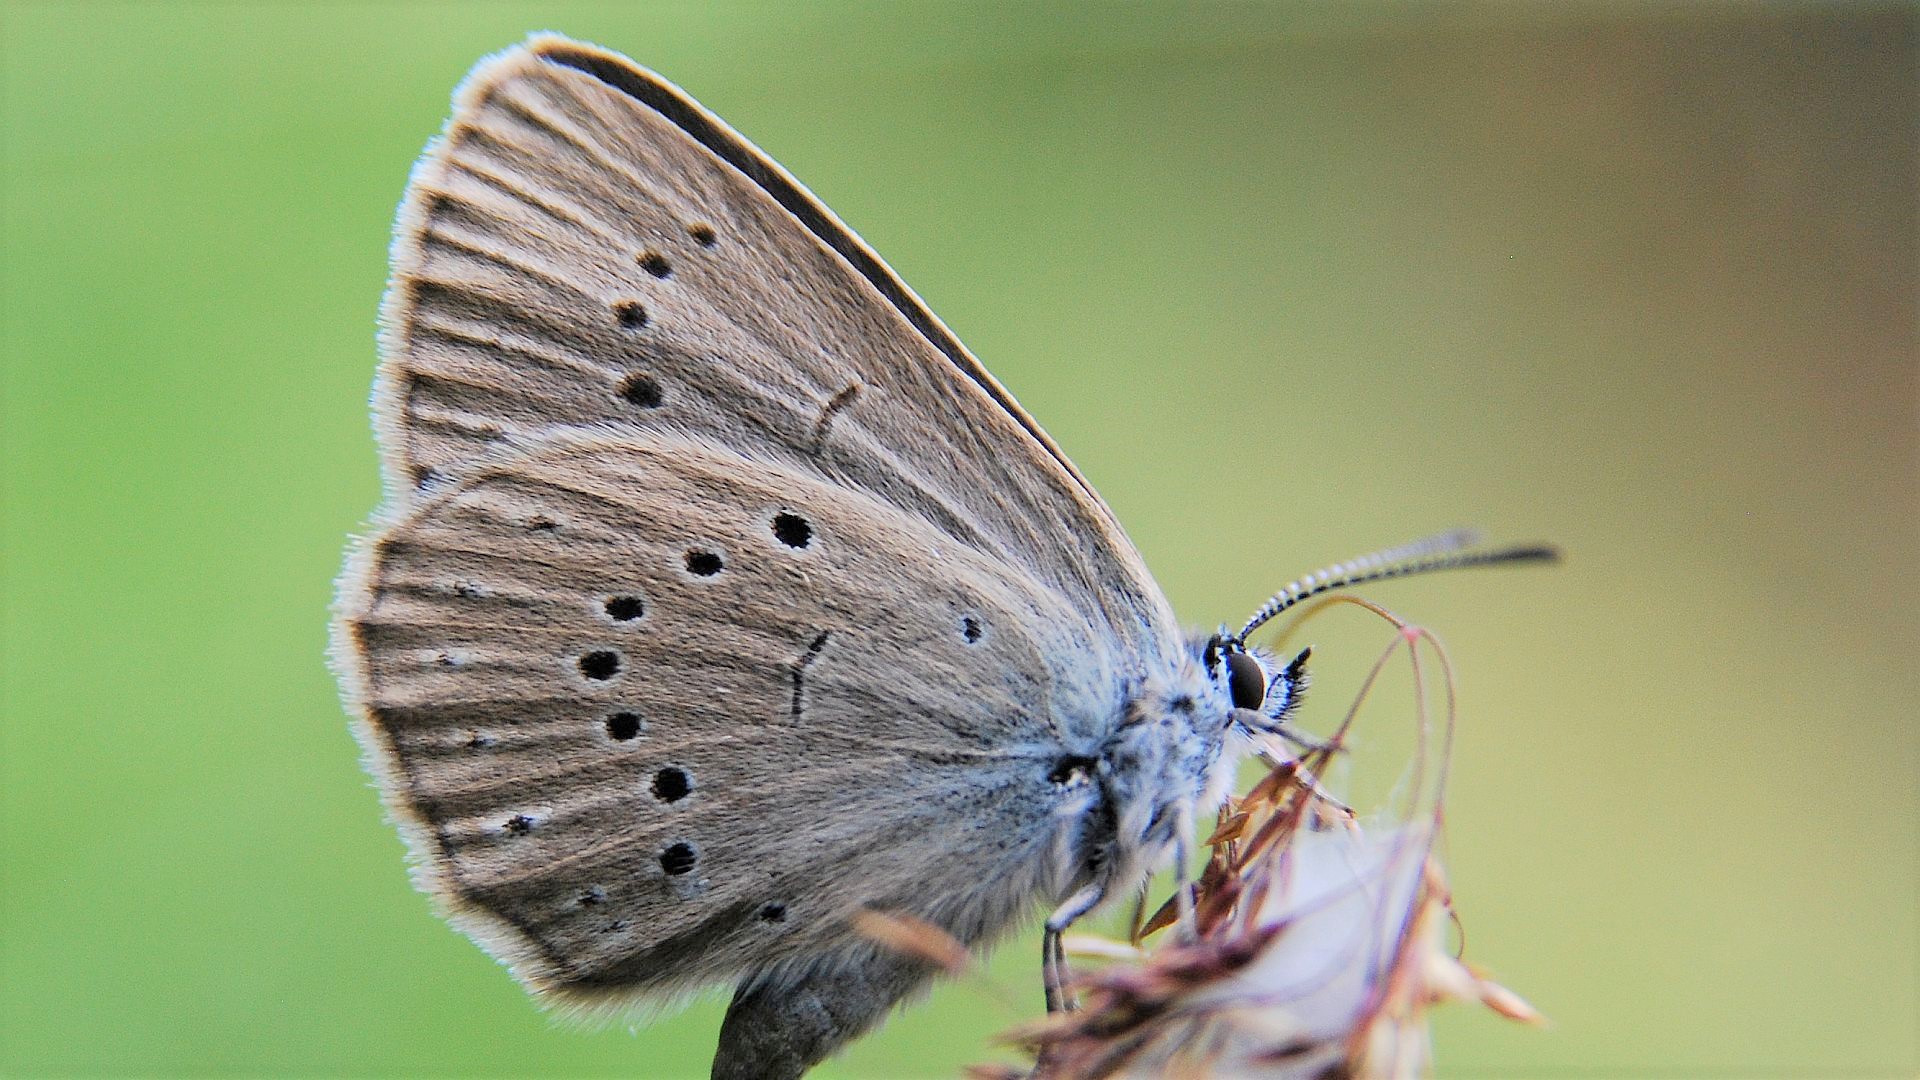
[331,33,1552,1079]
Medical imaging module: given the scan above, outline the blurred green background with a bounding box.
[3,3,1913,1076]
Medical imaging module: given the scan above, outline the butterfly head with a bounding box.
[1048,632,1303,898]
[1050,534,1559,914]
[1202,633,1311,740]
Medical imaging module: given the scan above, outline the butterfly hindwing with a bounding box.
[338,430,1116,1006]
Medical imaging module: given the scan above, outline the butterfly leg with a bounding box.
[713,949,935,1080]
[1041,882,1106,1013]
[1171,801,1197,943]
[1041,931,1067,1015]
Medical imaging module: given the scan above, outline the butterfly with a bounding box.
[331,33,1552,1079]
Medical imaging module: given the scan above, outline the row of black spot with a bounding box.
[571,512,818,684]
[489,218,763,902]
[608,222,718,406]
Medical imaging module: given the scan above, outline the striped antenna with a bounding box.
[1236,530,1560,641]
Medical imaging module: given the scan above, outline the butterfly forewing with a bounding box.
[341,431,1121,1003]
[373,36,1173,652]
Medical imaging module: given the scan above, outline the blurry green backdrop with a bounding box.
[3,3,1913,1077]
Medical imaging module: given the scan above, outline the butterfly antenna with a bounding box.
[1236,530,1560,642]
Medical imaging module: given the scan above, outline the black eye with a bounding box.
[1226,650,1266,711]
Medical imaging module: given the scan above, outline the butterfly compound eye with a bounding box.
[1226,650,1267,711]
